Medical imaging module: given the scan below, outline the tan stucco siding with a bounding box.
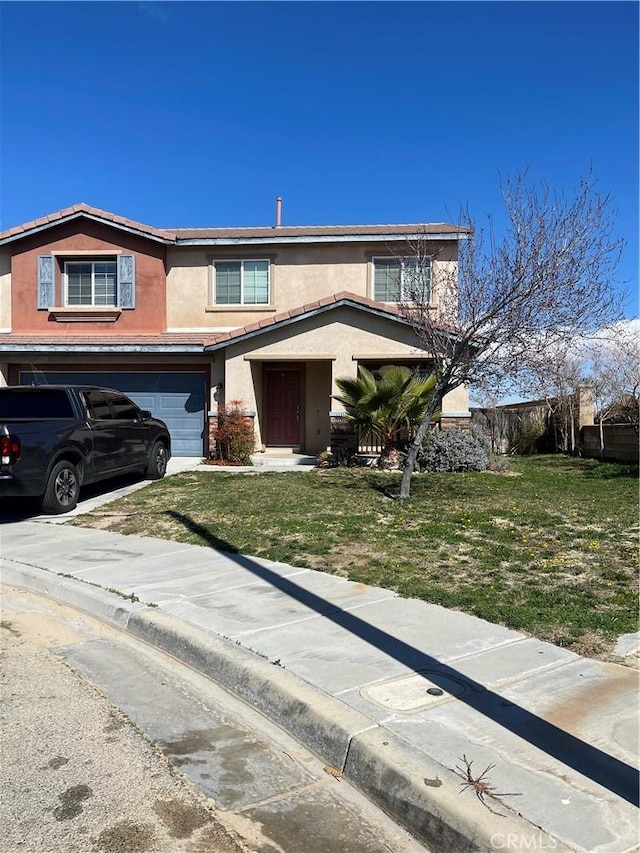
[304,362,332,453]
[431,257,458,323]
[166,240,458,331]
[165,247,210,330]
[268,244,367,314]
[441,384,469,415]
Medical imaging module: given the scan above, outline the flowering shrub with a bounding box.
[413,427,489,473]
[212,400,254,465]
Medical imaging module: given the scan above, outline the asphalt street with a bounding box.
[1,585,427,853]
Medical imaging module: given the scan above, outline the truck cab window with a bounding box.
[106,392,139,421]
[83,391,113,421]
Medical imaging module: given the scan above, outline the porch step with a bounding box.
[251,452,317,468]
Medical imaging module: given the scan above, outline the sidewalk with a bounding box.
[1,463,638,852]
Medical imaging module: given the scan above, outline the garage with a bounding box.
[19,370,206,457]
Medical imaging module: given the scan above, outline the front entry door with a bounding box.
[265,368,300,446]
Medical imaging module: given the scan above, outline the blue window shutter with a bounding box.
[37,255,55,309]
[118,254,136,309]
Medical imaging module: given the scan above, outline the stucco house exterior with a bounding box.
[0,203,471,457]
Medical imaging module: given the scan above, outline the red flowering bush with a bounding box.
[211,400,254,465]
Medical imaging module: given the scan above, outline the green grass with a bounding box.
[73,455,639,657]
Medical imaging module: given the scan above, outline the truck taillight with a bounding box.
[0,435,20,465]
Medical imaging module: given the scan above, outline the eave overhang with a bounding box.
[0,342,206,354]
[175,231,469,247]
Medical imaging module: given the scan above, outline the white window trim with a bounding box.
[371,256,432,304]
[212,258,271,306]
[63,258,118,308]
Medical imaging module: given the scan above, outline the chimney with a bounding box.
[275,196,282,228]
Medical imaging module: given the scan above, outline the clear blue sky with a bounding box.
[1,1,637,315]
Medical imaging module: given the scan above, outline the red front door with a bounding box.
[265,369,300,446]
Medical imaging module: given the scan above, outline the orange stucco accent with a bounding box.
[9,220,167,334]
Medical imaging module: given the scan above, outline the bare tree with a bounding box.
[584,322,640,449]
[396,170,625,499]
[526,347,589,453]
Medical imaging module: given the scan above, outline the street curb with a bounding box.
[2,562,566,852]
[126,606,374,770]
[1,560,143,628]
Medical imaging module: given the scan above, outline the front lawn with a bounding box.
[72,456,639,658]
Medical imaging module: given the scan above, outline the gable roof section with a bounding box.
[203,291,413,352]
[0,204,471,248]
[0,203,174,246]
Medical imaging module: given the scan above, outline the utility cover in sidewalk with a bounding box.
[362,670,471,713]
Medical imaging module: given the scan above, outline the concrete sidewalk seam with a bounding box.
[1,561,567,852]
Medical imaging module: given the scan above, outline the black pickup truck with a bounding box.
[0,385,171,514]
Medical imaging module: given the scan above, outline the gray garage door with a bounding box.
[19,371,206,457]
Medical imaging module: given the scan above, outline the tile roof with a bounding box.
[202,291,410,351]
[173,223,468,240]
[0,203,174,243]
[0,333,211,351]
[0,203,470,246]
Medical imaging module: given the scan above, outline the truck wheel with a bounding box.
[146,441,168,480]
[42,461,80,514]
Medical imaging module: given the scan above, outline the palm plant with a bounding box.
[335,366,438,463]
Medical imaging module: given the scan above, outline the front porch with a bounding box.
[202,293,471,460]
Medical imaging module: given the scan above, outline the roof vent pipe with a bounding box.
[275,196,282,228]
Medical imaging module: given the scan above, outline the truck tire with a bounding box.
[146,441,168,480]
[42,460,80,514]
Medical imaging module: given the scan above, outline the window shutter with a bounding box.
[37,255,55,309]
[117,254,136,309]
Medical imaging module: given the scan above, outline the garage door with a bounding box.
[19,371,206,457]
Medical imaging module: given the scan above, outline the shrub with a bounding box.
[212,401,254,465]
[510,417,547,455]
[335,366,437,462]
[413,427,489,473]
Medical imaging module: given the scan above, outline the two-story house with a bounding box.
[0,203,471,457]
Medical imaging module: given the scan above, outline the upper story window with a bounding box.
[65,260,117,306]
[214,259,269,305]
[37,253,136,312]
[373,257,431,303]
